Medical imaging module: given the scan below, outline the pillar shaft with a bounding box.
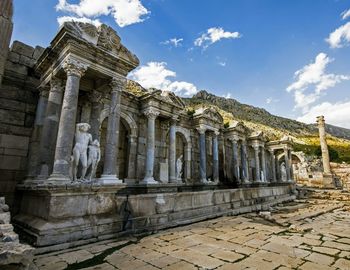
[89,91,103,141]
[38,79,64,178]
[142,108,159,184]
[316,116,331,174]
[232,139,239,182]
[169,117,177,183]
[50,59,88,180]
[254,146,261,182]
[241,141,249,183]
[102,78,125,182]
[284,148,291,181]
[0,0,13,86]
[198,128,207,183]
[261,146,267,182]
[212,132,219,183]
[269,150,277,182]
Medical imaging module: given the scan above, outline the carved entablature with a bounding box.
[194,107,223,123]
[248,130,267,147]
[224,121,247,141]
[266,134,293,152]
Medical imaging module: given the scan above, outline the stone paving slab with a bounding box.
[33,198,350,270]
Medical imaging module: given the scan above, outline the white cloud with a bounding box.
[297,101,350,128]
[222,93,232,99]
[326,22,350,48]
[286,53,350,112]
[266,97,279,104]
[57,16,102,27]
[218,61,226,67]
[161,38,183,48]
[194,27,241,49]
[56,0,149,27]
[341,9,350,20]
[128,62,198,97]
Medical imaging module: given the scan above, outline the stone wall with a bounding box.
[0,0,13,85]
[0,41,43,207]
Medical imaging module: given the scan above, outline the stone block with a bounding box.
[0,212,11,224]
[19,54,35,67]
[0,155,21,170]
[11,41,34,58]
[4,59,28,76]
[0,108,25,125]
[7,51,19,63]
[3,148,27,157]
[0,134,29,150]
[0,123,32,136]
[0,97,26,112]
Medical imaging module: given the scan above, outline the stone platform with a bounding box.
[13,183,295,252]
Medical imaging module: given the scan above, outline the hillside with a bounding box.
[183,90,350,162]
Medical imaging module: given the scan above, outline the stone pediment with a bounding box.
[249,130,266,141]
[143,89,185,109]
[62,21,139,66]
[194,107,223,123]
[228,121,247,133]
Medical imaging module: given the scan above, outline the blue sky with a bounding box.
[12,0,350,128]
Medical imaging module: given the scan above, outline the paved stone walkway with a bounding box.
[34,198,350,270]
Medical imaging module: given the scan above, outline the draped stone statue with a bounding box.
[176,155,183,181]
[87,139,101,181]
[72,123,92,181]
[281,162,287,182]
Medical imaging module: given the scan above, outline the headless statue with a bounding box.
[72,123,92,181]
[281,162,287,182]
[176,155,183,180]
[87,139,101,181]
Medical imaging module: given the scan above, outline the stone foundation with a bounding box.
[13,183,295,252]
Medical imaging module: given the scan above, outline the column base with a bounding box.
[47,173,71,184]
[100,175,123,185]
[140,176,158,184]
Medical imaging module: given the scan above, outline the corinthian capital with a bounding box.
[110,77,126,92]
[144,107,159,119]
[197,127,206,135]
[63,58,88,78]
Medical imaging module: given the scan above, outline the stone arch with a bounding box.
[175,126,192,181]
[100,108,137,137]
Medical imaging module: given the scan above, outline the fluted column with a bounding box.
[231,138,239,182]
[89,90,103,141]
[241,140,249,183]
[26,88,49,179]
[253,145,261,182]
[261,146,267,182]
[101,77,125,184]
[198,127,207,183]
[50,59,88,181]
[284,147,291,181]
[125,135,138,183]
[141,108,159,184]
[0,0,13,86]
[212,131,219,183]
[269,149,277,182]
[169,116,178,183]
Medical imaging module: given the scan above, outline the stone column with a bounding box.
[241,140,249,183]
[26,88,49,179]
[284,147,291,181]
[269,149,277,182]
[169,116,178,183]
[0,0,13,86]
[261,146,267,182]
[212,131,219,183]
[198,127,207,183]
[231,138,239,182]
[37,78,64,178]
[49,59,88,181]
[101,77,125,184]
[125,135,138,183]
[316,116,331,174]
[253,145,261,182]
[184,145,192,181]
[275,155,280,182]
[141,108,159,184]
[89,90,103,141]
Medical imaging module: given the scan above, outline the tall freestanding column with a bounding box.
[261,146,267,182]
[316,116,331,174]
[89,90,103,141]
[141,108,159,184]
[38,78,64,178]
[253,145,261,182]
[231,138,240,182]
[284,147,291,181]
[269,149,277,182]
[212,131,219,183]
[241,140,249,183]
[101,77,125,183]
[198,127,207,183]
[49,59,88,181]
[169,116,178,183]
[0,0,13,86]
